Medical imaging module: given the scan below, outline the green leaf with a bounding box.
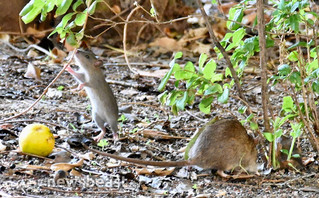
[199,96,213,114]
[158,61,179,91]
[274,129,283,138]
[204,84,223,95]
[211,73,223,82]
[289,71,301,85]
[246,114,254,121]
[56,0,72,16]
[312,81,319,94]
[66,32,77,46]
[203,59,216,80]
[175,62,194,80]
[282,96,294,112]
[60,12,75,28]
[250,122,258,130]
[20,0,35,16]
[40,5,48,21]
[266,37,275,48]
[198,53,208,72]
[222,32,233,43]
[290,122,302,138]
[186,76,200,89]
[97,139,109,148]
[232,28,245,46]
[158,91,168,105]
[150,7,156,17]
[88,0,102,15]
[175,51,183,59]
[292,154,301,158]
[238,106,247,114]
[73,0,84,10]
[217,88,229,103]
[288,51,299,62]
[75,29,85,40]
[225,67,232,77]
[225,42,237,51]
[227,8,244,30]
[176,92,188,111]
[280,149,289,155]
[263,132,274,142]
[278,0,285,10]
[243,36,258,52]
[21,0,45,24]
[57,85,64,91]
[287,41,307,50]
[307,60,318,72]
[167,91,181,106]
[75,12,87,26]
[278,64,291,76]
[288,14,300,33]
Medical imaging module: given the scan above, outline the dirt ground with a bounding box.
[1,44,319,197]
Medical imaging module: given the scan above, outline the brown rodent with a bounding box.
[66,49,119,142]
[276,136,303,169]
[84,119,258,177]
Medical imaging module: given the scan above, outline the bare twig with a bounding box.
[257,0,270,132]
[0,40,57,59]
[0,119,67,129]
[123,6,140,74]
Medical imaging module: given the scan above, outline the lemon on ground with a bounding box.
[19,123,55,157]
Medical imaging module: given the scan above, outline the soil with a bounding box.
[0,45,319,197]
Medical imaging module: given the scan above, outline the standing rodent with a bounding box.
[84,119,258,177]
[66,49,119,142]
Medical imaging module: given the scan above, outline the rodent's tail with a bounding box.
[83,144,191,167]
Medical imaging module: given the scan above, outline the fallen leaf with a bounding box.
[120,88,139,96]
[51,47,67,63]
[48,150,72,163]
[196,194,213,198]
[24,63,41,80]
[18,164,51,170]
[0,141,6,152]
[70,169,82,176]
[78,152,95,160]
[51,158,84,171]
[188,41,211,55]
[149,37,182,52]
[135,167,175,176]
[111,5,121,14]
[135,68,169,78]
[0,124,13,130]
[26,27,46,38]
[27,49,40,58]
[46,88,63,98]
[0,34,10,42]
[216,190,227,197]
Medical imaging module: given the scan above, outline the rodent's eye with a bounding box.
[85,55,90,59]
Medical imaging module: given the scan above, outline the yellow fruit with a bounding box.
[19,124,55,157]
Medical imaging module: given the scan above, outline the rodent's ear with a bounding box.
[94,60,103,67]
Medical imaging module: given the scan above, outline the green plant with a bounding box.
[159,0,319,170]
[158,52,229,115]
[20,0,102,47]
[97,139,108,149]
[57,85,64,91]
[129,128,139,134]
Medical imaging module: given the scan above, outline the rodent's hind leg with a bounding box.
[92,113,106,142]
[216,170,231,178]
